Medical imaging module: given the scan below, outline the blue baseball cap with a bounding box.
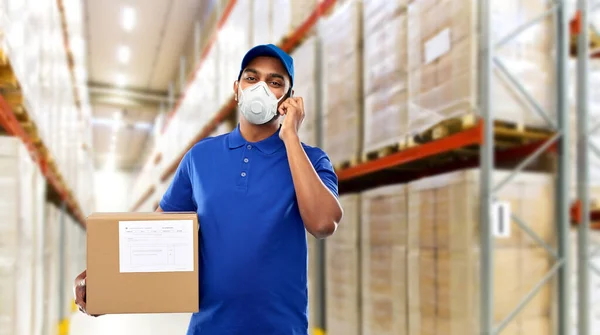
[238,44,294,87]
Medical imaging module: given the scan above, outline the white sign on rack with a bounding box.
[424,28,451,65]
[492,201,511,238]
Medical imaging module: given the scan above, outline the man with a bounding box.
[74,44,343,334]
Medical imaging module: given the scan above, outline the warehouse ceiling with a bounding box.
[83,0,214,170]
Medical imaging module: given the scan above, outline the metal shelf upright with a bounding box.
[574,1,600,334]
[479,0,571,334]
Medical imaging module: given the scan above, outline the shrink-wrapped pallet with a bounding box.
[407,169,555,335]
[568,59,600,203]
[362,0,409,156]
[218,0,251,106]
[407,0,555,136]
[272,0,318,44]
[307,234,319,332]
[31,167,47,335]
[321,0,363,166]
[360,184,408,335]
[252,0,273,45]
[292,35,319,147]
[326,194,361,335]
[569,228,600,333]
[0,136,38,335]
[43,203,61,335]
[180,44,221,145]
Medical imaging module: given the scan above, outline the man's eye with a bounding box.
[270,82,282,87]
[246,77,256,81]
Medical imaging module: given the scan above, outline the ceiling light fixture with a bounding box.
[116,74,126,87]
[117,45,130,64]
[121,6,136,32]
[104,155,117,171]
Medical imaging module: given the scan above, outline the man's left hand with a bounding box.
[278,97,305,142]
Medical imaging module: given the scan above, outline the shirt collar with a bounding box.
[227,124,284,154]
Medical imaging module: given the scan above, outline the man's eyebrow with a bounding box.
[243,68,286,81]
[268,73,285,81]
[243,68,259,75]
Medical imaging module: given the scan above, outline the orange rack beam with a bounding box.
[56,0,82,116]
[335,120,557,194]
[0,94,85,227]
[569,10,600,58]
[129,185,156,213]
[570,200,600,227]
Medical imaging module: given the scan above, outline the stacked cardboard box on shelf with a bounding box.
[326,194,361,335]
[292,35,319,147]
[271,0,318,44]
[177,43,222,150]
[307,234,320,332]
[407,169,555,335]
[321,0,363,166]
[218,0,251,107]
[361,184,409,335]
[0,0,94,218]
[0,136,47,335]
[43,203,61,335]
[31,163,48,335]
[406,0,555,136]
[568,59,600,204]
[569,229,600,333]
[362,0,409,156]
[252,0,273,46]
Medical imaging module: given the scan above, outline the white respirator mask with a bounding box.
[237,81,286,125]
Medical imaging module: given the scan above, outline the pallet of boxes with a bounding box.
[322,0,559,334]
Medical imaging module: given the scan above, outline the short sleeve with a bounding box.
[159,150,197,212]
[314,155,339,199]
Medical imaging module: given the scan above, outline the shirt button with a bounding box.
[244,158,249,163]
[247,145,252,150]
[241,172,247,177]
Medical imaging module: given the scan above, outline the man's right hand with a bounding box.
[74,269,100,317]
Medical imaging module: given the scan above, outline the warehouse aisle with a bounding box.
[2,0,600,335]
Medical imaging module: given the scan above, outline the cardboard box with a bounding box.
[321,0,363,165]
[407,169,555,335]
[86,212,199,315]
[325,194,362,335]
[407,0,555,135]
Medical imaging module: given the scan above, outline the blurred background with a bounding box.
[1,0,600,334]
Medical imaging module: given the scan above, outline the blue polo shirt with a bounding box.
[159,125,339,335]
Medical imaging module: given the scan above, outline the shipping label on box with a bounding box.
[86,212,199,315]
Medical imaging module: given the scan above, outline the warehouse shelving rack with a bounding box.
[0,0,88,228]
[479,1,571,333]
[572,1,600,334]
[0,66,86,228]
[126,0,600,334]
[336,1,571,334]
[340,1,573,334]
[56,0,84,117]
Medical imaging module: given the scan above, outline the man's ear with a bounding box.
[233,81,239,101]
